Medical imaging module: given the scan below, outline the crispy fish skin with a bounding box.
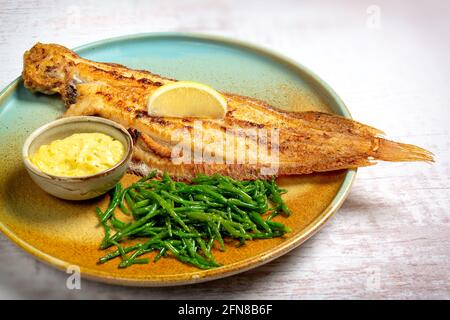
[22,43,434,180]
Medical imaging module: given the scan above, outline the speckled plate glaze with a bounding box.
[0,33,356,286]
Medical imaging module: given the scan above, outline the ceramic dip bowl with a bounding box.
[22,116,133,200]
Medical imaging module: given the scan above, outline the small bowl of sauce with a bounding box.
[22,116,133,200]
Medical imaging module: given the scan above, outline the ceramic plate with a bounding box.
[0,33,356,286]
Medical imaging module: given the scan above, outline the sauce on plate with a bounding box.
[31,133,124,177]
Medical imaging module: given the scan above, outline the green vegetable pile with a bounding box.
[96,171,292,269]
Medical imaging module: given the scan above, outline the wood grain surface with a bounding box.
[0,0,449,299]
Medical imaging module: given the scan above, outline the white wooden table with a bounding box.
[1,0,449,299]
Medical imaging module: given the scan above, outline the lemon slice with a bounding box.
[148,81,227,119]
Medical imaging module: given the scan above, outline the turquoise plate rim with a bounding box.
[0,32,356,286]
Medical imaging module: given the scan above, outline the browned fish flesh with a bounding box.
[22,43,434,180]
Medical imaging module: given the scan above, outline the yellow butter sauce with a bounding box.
[31,133,125,177]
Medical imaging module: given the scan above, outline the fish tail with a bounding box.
[371,138,435,163]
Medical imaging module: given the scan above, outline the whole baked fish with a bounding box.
[22,43,433,180]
